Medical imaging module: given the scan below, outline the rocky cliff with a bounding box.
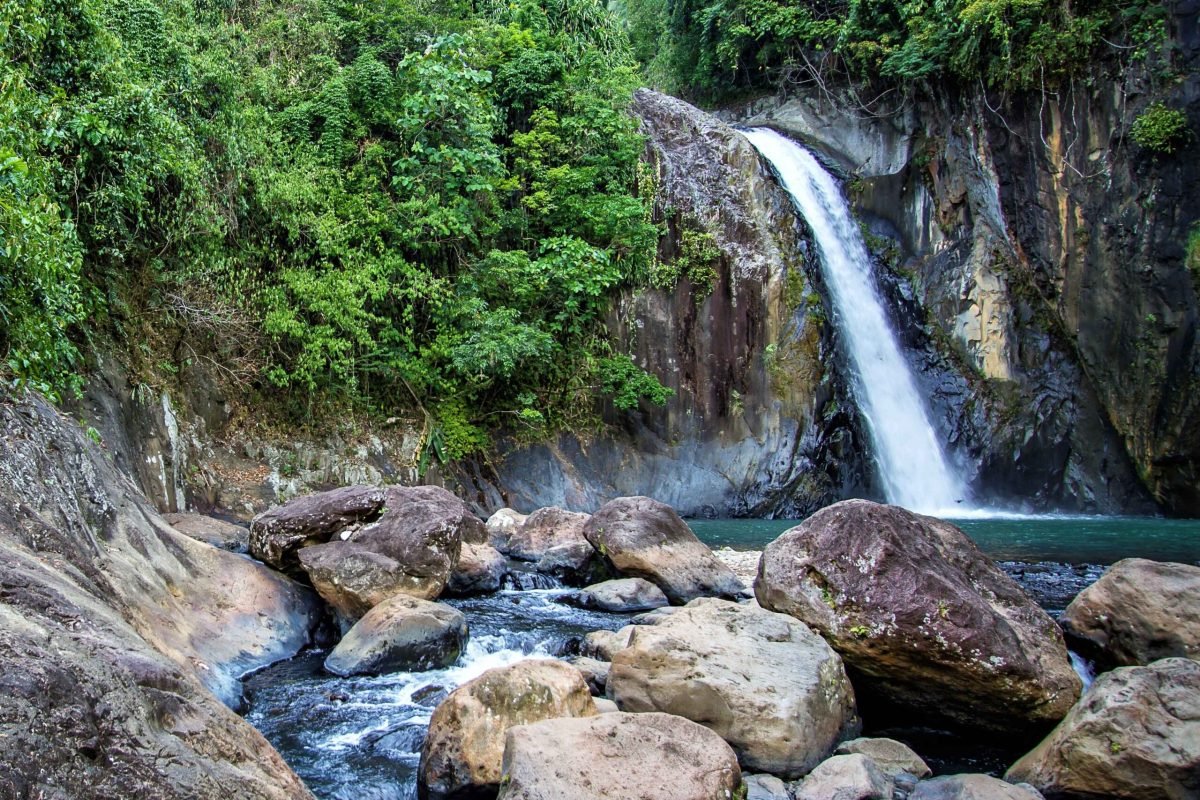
[734,4,1200,513]
[0,389,320,797]
[463,89,873,517]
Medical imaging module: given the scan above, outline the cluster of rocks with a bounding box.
[245,490,745,678]
[180,481,1200,800]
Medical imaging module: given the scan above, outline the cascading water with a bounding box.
[743,127,968,515]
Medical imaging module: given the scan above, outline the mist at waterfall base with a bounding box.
[742,126,970,517]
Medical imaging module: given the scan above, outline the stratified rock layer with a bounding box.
[756,499,1080,735]
[0,390,316,799]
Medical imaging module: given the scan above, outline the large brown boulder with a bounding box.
[756,500,1081,736]
[446,541,507,596]
[294,485,480,624]
[1060,558,1200,669]
[418,659,596,800]
[324,595,467,677]
[504,507,590,561]
[1006,658,1200,799]
[793,754,893,800]
[0,391,315,799]
[607,597,858,777]
[582,496,744,603]
[496,711,742,800]
[250,485,388,575]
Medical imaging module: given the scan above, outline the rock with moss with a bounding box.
[1006,658,1200,800]
[756,500,1081,737]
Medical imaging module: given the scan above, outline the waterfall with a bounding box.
[744,127,968,515]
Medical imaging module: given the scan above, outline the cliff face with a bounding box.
[0,389,319,797]
[470,90,871,517]
[729,7,1200,514]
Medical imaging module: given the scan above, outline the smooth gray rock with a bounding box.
[744,773,792,800]
[835,738,931,779]
[575,577,669,612]
[794,754,892,800]
[324,595,467,676]
[496,712,741,800]
[607,597,858,777]
[486,507,526,551]
[911,775,1043,800]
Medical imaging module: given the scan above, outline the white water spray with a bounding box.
[744,127,968,515]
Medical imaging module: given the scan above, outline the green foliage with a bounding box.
[598,355,674,410]
[1130,103,1190,154]
[650,219,721,296]
[1187,224,1200,279]
[2,0,672,454]
[617,0,1170,101]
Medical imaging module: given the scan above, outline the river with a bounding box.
[243,516,1200,799]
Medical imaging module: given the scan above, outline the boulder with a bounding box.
[250,485,388,574]
[834,737,931,779]
[756,500,1081,735]
[418,659,596,800]
[496,711,741,800]
[0,391,315,798]
[565,655,610,695]
[1006,658,1200,800]
[505,507,590,561]
[744,774,792,800]
[533,539,606,584]
[486,507,527,550]
[607,597,858,777]
[296,485,478,623]
[580,627,635,661]
[593,697,619,713]
[446,542,507,596]
[1060,558,1200,668]
[323,595,467,677]
[164,512,250,552]
[911,775,1043,800]
[794,754,893,800]
[575,578,669,612]
[582,496,744,603]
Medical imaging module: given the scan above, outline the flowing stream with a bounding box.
[743,127,968,515]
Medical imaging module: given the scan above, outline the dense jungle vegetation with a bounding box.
[1,0,670,460]
[0,0,1180,464]
[618,0,1172,102]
